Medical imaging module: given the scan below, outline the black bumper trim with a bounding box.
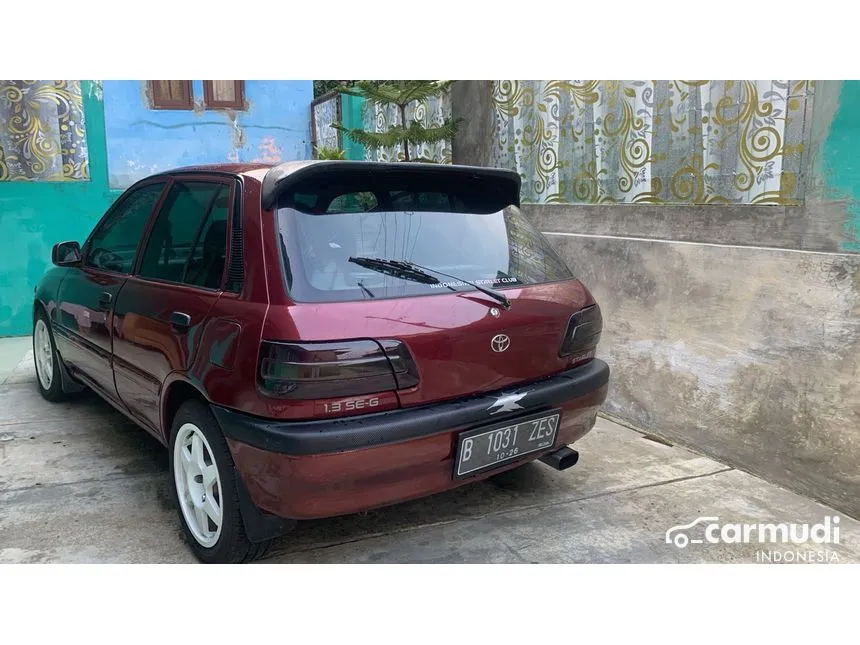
[212,359,609,455]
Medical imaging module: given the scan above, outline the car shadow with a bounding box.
[83,389,169,465]
[264,461,562,562]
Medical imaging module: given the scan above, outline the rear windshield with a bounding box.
[275,181,574,303]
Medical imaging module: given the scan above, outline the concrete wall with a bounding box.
[548,233,860,517]
[452,80,860,518]
[103,81,312,188]
[452,81,495,168]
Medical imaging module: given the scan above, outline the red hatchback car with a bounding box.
[33,161,609,563]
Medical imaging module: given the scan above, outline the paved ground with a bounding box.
[1,338,858,564]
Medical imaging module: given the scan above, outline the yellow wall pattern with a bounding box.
[0,80,89,182]
[492,80,814,205]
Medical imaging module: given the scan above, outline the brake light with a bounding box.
[559,304,603,362]
[258,339,419,399]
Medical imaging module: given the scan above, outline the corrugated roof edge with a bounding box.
[259,160,522,211]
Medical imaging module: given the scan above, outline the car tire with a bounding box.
[169,399,272,564]
[33,308,68,402]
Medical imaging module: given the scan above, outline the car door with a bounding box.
[111,177,235,433]
[54,180,168,400]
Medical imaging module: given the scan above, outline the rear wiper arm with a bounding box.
[356,280,375,299]
[401,260,512,310]
[348,256,512,309]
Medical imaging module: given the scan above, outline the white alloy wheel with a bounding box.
[34,318,54,390]
[173,422,224,548]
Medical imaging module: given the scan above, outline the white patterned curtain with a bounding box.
[312,94,341,153]
[0,80,89,181]
[492,80,813,205]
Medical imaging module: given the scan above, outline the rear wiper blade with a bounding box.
[349,256,511,310]
[402,260,511,310]
[348,256,440,285]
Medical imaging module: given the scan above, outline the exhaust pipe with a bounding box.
[539,446,579,471]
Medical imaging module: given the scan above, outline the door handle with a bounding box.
[170,311,191,332]
[98,291,112,310]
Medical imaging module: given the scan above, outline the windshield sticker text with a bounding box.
[430,277,519,289]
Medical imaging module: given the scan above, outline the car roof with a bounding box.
[150,162,274,180]
[146,160,321,184]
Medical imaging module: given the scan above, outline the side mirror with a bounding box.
[52,241,82,267]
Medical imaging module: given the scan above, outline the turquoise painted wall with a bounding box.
[821,80,860,252]
[0,81,121,337]
[341,93,367,161]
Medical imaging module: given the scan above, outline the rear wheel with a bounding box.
[169,399,272,563]
[33,309,67,402]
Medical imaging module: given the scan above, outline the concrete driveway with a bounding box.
[1,338,858,564]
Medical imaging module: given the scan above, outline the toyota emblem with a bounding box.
[491,334,511,352]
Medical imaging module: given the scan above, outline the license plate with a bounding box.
[454,409,560,479]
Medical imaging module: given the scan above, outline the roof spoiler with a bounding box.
[260,161,522,212]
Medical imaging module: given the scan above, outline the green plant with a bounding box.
[313,80,355,98]
[314,146,346,160]
[333,81,460,162]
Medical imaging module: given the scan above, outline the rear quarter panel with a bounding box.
[167,177,271,428]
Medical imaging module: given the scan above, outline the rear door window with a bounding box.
[138,181,230,289]
[185,188,230,289]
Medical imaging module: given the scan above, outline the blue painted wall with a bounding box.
[103,80,313,188]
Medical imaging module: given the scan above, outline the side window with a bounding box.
[85,182,166,273]
[138,181,229,289]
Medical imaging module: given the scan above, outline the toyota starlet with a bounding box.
[32,160,609,563]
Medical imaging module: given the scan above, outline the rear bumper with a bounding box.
[215,359,609,520]
[214,359,609,454]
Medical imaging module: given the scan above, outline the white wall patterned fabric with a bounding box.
[361,89,452,163]
[0,80,89,181]
[311,94,340,152]
[491,80,814,205]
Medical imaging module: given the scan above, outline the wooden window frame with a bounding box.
[148,80,194,110]
[203,80,245,110]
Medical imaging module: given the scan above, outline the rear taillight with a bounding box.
[378,339,420,390]
[258,339,419,399]
[559,304,603,362]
